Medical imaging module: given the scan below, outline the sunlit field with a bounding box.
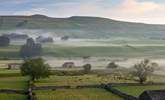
[35,75,135,87]
[0,94,27,100]
[114,85,165,97]
[0,76,28,89]
[0,69,28,90]
[34,88,123,100]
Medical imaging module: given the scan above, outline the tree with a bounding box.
[132,59,156,84]
[20,58,50,81]
[26,38,35,46]
[20,38,42,58]
[83,64,91,74]
[0,35,10,46]
[107,62,118,69]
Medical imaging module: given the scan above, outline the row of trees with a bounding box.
[0,36,42,58]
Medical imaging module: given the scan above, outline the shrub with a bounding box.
[83,64,92,74]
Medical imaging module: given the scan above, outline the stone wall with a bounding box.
[104,85,138,100]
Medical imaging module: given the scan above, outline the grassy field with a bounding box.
[0,94,27,100]
[0,68,29,90]
[0,69,21,77]
[34,88,123,100]
[43,44,165,57]
[1,44,165,58]
[114,85,165,97]
[35,75,134,87]
[0,45,20,58]
[0,69,28,100]
[0,76,28,90]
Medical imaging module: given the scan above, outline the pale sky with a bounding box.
[1,0,165,24]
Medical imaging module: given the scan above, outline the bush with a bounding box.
[83,64,92,74]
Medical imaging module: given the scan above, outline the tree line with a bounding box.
[0,35,42,58]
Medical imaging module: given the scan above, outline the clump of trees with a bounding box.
[20,58,50,81]
[107,62,118,69]
[0,35,10,46]
[83,64,92,74]
[132,59,157,84]
[20,38,42,58]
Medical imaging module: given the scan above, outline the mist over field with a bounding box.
[2,0,165,99]
[1,15,165,72]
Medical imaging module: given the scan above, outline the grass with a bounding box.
[34,88,123,100]
[1,44,165,58]
[0,69,21,77]
[0,68,29,90]
[0,45,20,58]
[0,94,27,100]
[0,76,29,90]
[148,75,165,83]
[43,44,165,57]
[0,69,20,74]
[114,85,165,97]
[35,75,134,87]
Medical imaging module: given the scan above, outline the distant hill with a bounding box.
[0,15,165,38]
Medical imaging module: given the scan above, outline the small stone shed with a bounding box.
[139,90,165,100]
[8,63,22,69]
[62,62,75,68]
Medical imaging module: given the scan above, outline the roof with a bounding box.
[139,90,165,100]
[63,62,74,64]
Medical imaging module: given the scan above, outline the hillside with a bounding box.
[0,15,165,38]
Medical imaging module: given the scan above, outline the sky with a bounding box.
[0,0,165,24]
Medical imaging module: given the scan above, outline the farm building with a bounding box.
[36,36,54,43]
[8,63,22,69]
[139,90,165,100]
[62,62,75,68]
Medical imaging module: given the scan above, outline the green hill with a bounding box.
[0,15,165,38]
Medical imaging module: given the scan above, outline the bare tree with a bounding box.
[132,59,157,84]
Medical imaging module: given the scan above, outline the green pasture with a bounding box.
[0,94,27,100]
[43,44,165,57]
[34,88,123,100]
[0,69,21,77]
[0,68,29,90]
[0,45,20,58]
[35,75,135,87]
[0,76,28,89]
[114,85,165,97]
[1,44,165,58]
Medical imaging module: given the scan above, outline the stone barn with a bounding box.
[8,63,22,69]
[139,90,165,100]
[62,62,75,68]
